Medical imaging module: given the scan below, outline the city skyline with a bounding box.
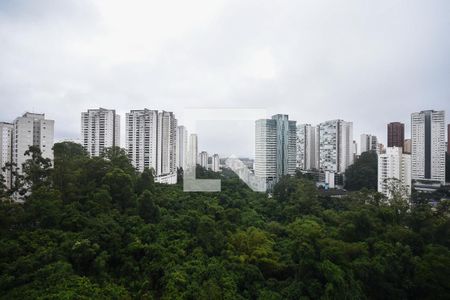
[2,105,450,160]
[1,107,449,160]
[0,107,446,194]
[1,1,449,157]
[0,2,449,297]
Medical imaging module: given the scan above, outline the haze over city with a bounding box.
[1,0,449,157]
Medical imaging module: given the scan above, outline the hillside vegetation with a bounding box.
[0,142,449,299]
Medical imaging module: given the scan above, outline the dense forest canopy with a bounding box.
[0,142,449,299]
[344,151,378,191]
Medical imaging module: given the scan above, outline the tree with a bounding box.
[138,190,160,223]
[79,156,111,191]
[102,146,135,175]
[228,227,280,277]
[53,141,87,158]
[24,186,63,228]
[345,151,378,191]
[135,168,155,195]
[85,188,113,215]
[52,142,87,202]
[0,147,449,299]
[196,216,225,255]
[22,146,52,192]
[69,239,100,275]
[103,168,135,211]
[414,245,450,298]
[386,178,410,224]
[2,162,26,199]
[0,173,7,200]
[273,176,321,220]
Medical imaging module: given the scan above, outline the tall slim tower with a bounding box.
[387,122,405,148]
[378,147,411,198]
[352,140,358,161]
[360,134,378,154]
[199,151,208,169]
[211,154,220,172]
[187,134,198,169]
[125,109,158,172]
[448,124,450,154]
[81,108,120,156]
[403,139,412,154]
[176,126,188,169]
[296,124,319,170]
[318,119,353,173]
[157,111,177,176]
[0,122,13,188]
[411,110,446,184]
[125,110,177,180]
[255,114,296,187]
[13,112,54,172]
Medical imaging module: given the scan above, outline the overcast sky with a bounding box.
[0,0,449,157]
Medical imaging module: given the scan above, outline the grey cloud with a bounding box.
[0,0,449,157]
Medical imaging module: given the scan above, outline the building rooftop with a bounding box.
[23,112,45,119]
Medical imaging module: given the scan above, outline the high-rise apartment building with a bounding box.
[377,143,386,155]
[187,134,198,169]
[411,110,446,184]
[387,122,404,148]
[81,108,120,157]
[255,114,296,187]
[156,111,177,177]
[0,122,13,188]
[126,109,158,172]
[378,147,411,198]
[13,113,54,172]
[296,124,319,170]
[403,139,412,154]
[448,124,450,153]
[199,151,208,169]
[211,154,220,172]
[125,110,177,182]
[176,126,188,169]
[352,140,358,161]
[318,119,353,173]
[360,134,378,154]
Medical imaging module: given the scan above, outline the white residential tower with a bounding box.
[296,124,319,170]
[81,108,120,157]
[255,114,296,188]
[317,119,354,173]
[125,109,177,183]
[378,147,412,198]
[0,122,13,188]
[13,113,54,172]
[411,110,446,184]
